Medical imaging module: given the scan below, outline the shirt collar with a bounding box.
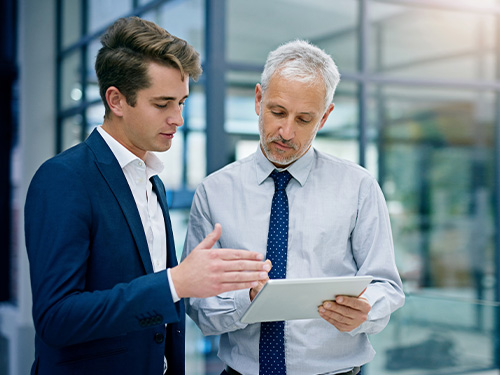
[254,144,314,187]
[97,126,164,177]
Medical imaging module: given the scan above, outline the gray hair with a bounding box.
[260,40,340,109]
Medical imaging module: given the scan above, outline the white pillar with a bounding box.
[0,0,56,374]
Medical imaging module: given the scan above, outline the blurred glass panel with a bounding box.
[367,85,496,300]
[186,131,206,189]
[88,0,133,34]
[323,81,358,135]
[314,138,359,165]
[61,115,83,151]
[313,81,359,163]
[367,293,500,375]
[86,39,102,103]
[369,1,497,80]
[236,140,259,161]
[226,86,258,134]
[228,71,261,87]
[86,103,105,129]
[315,80,360,164]
[61,50,82,109]
[169,208,190,261]
[143,0,205,60]
[227,0,358,73]
[186,86,206,131]
[61,0,82,48]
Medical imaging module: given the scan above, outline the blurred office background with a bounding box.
[1,0,500,374]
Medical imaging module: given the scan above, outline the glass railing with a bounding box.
[185,291,500,375]
[365,292,500,375]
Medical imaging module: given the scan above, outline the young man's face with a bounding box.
[255,74,334,168]
[109,62,189,160]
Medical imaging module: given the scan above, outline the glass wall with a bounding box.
[57,0,500,374]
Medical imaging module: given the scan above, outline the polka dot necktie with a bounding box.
[259,170,292,375]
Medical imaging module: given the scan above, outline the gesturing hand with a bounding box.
[171,224,270,298]
[249,259,272,301]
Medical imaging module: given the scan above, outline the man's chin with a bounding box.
[268,153,298,168]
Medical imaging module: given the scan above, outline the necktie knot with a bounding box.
[271,170,292,192]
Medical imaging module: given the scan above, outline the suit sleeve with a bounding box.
[25,159,182,348]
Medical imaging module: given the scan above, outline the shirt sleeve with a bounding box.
[348,176,405,336]
[167,268,180,303]
[181,184,253,336]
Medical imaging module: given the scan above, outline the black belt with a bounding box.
[225,365,361,375]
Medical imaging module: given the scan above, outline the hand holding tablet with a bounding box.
[240,276,373,324]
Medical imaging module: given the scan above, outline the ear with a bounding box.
[318,103,335,131]
[255,83,263,116]
[105,86,125,117]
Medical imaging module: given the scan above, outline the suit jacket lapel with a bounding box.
[85,129,154,274]
[150,175,178,268]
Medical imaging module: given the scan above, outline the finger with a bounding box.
[250,277,269,301]
[217,249,265,261]
[264,259,273,270]
[193,223,222,251]
[318,308,348,328]
[220,259,271,272]
[319,303,355,322]
[220,270,269,283]
[335,295,369,311]
[318,307,356,330]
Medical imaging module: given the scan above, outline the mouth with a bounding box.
[273,140,295,151]
[160,132,175,139]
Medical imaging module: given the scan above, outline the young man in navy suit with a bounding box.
[24,17,270,375]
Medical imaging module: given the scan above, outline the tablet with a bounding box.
[240,275,373,324]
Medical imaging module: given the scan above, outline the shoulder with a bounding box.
[312,149,382,201]
[314,149,375,181]
[201,153,255,186]
[42,141,95,171]
[28,142,100,195]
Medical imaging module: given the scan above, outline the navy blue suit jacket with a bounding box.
[25,129,185,374]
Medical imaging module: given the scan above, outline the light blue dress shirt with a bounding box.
[182,146,405,375]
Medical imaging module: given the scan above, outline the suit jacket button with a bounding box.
[154,333,164,344]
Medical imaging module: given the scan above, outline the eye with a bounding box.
[155,103,168,109]
[298,117,312,124]
[271,111,285,117]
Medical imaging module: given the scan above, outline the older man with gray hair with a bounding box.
[182,40,405,375]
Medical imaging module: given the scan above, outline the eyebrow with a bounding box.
[268,103,316,117]
[150,95,189,102]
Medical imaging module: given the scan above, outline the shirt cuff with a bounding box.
[167,268,180,303]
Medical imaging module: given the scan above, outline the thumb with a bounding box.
[193,223,222,251]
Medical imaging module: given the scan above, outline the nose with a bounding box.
[168,105,184,127]
[279,117,295,140]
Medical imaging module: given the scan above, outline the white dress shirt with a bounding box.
[97,126,179,301]
[182,146,405,375]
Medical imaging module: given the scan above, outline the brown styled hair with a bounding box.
[95,16,202,118]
